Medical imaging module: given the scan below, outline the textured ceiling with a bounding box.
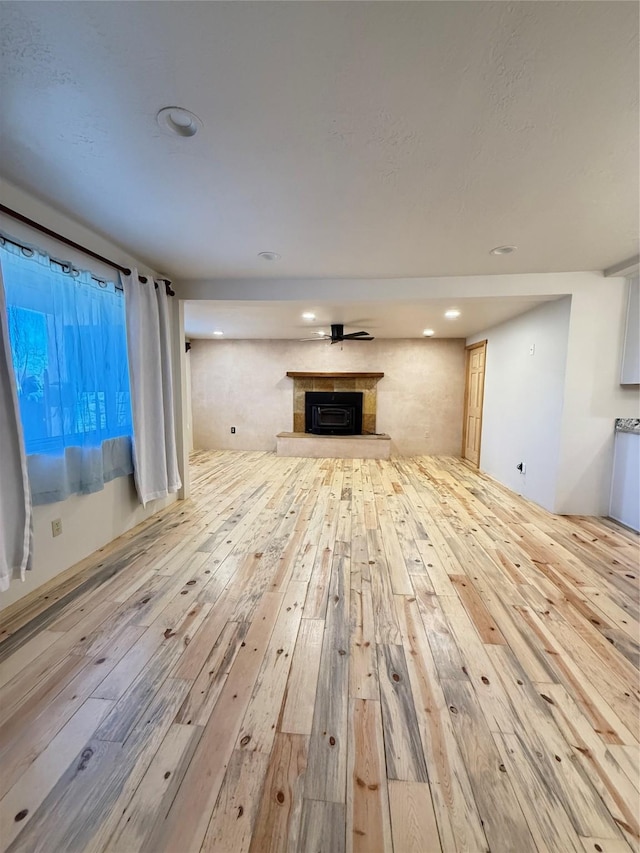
[183,296,555,340]
[0,1,637,279]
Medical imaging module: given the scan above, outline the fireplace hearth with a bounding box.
[305,391,363,435]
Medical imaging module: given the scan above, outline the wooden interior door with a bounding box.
[462,340,487,466]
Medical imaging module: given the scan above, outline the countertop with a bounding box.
[615,418,640,434]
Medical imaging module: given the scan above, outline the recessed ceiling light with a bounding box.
[302,312,316,320]
[423,329,435,337]
[490,245,517,255]
[444,309,461,319]
[213,330,224,336]
[258,251,281,262]
[317,330,326,336]
[156,106,202,138]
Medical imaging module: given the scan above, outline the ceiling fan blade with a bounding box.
[342,331,370,338]
[330,336,375,343]
[298,337,328,341]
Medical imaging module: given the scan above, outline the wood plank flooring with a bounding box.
[0,451,638,853]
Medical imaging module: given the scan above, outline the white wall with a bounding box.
[190,338,466,456]
[0,179,181,610]
[555,277,639,515]
[469,275,639,516]
[468,298,571,512]
[0,476,174,610]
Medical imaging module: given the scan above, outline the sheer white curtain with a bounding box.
[0,262,32,591]
[121,269,181,506]
[0,238,134,505]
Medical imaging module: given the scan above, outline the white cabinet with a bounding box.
[610,430,639,532]
[621,276,639,385]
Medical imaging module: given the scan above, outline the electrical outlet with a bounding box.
[51,518,63,537]
[230,427,236,434]
[529,344,535,356]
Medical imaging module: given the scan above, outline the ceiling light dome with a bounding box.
[490,245,517,255]
[258,251,281,262]
[156,107,202,138]
[423,329,435,337]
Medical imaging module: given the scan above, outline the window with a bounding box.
[0,236,133,503]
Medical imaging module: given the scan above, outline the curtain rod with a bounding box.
[0,203,175,295]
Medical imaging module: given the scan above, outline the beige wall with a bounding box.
[191,338,466,456]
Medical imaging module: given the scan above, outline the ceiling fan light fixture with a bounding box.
[303,323,374,343]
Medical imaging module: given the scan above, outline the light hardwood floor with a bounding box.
[0,451,638,853]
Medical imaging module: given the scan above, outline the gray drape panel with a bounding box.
[121,269,181,507]
[0,262,33,591]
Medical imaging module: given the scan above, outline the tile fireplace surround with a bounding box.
[286,371,385,434]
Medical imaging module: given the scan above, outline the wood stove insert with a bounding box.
[305,391,363,435]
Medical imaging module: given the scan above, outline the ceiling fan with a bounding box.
[300,323,375,343]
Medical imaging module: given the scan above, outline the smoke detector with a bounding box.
[156,107,202,138]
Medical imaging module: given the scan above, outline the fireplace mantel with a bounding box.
[286,371,384,379]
